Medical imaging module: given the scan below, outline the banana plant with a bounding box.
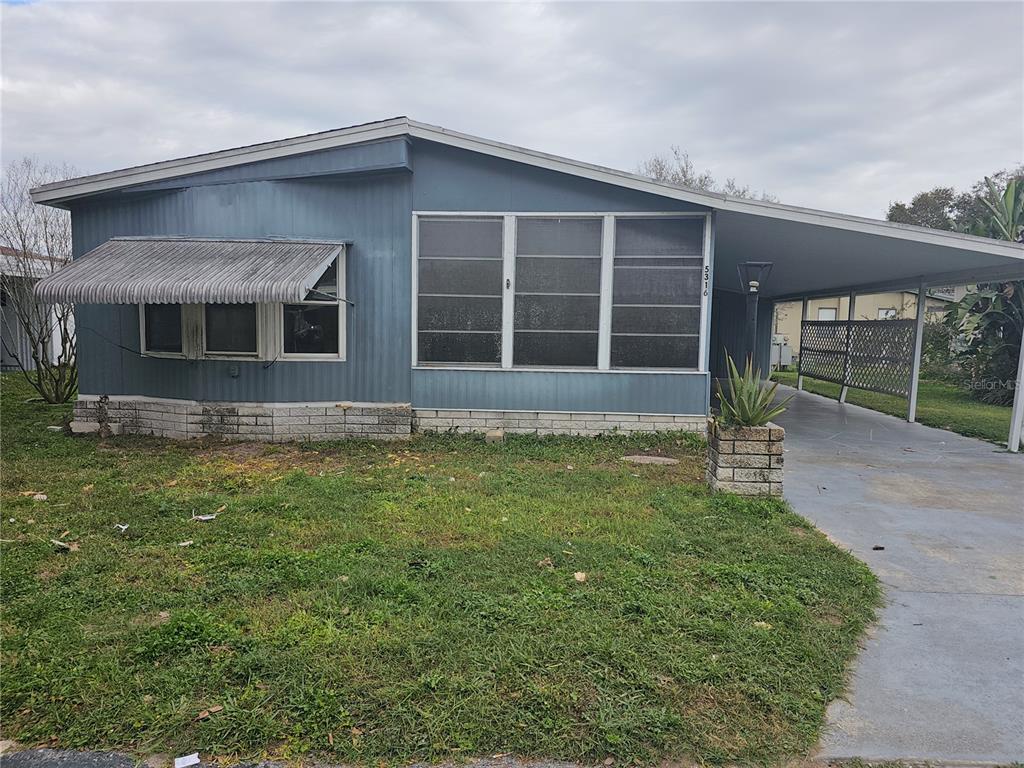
[715,352,793,427]
[972,177,1024,242]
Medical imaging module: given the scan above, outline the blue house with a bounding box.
[33,118,1024,442]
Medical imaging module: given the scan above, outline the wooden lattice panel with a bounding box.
[799,319,916,397]
[798,320,849,387]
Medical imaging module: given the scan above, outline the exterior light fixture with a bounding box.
[737,262,774,364]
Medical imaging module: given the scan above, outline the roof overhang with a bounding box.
[29,117,1024,294]
[33,237,344,305]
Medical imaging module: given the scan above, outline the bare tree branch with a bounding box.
[1,157,78,403]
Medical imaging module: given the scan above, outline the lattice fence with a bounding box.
[799,319,916,397]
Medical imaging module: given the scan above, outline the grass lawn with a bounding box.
[1,374,878,765]
[772,370,1013,446]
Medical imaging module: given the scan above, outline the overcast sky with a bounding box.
[2,1,1022,216]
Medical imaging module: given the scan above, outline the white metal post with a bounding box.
[839,291,856,403]
[597,215,615,371]
[1008,327,1024,452]
[796,296,809,390]
[500,215,515,369]
[907,279,927,423]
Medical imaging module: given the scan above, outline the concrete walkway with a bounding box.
[774,385,1024,763]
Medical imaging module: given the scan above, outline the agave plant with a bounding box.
[715,353,793,427]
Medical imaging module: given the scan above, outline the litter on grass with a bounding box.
[115,523,129,532]
[174,754,200,768]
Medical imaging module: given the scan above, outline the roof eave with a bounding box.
[29,116,1024,262]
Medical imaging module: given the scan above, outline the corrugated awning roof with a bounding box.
[34,237,344,304]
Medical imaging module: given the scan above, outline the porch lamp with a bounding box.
[737,261,773,364]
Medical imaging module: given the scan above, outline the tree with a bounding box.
[0,157,78,403]
[944,176,1024,406]
[886,187,957,230]
[886,165,1024,233]
[637,146,778,202]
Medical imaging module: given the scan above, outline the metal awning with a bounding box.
[33,237,345,304]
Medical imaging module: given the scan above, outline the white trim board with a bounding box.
[31,117,1024,263]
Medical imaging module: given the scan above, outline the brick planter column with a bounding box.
[706,418,784,496]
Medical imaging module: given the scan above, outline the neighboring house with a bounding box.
[0,246,69,371]
[30,117,1024,440]
[774,290,955,356]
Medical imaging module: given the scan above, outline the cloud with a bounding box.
[2,1,1021,216]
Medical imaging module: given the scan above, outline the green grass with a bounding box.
[772,370,1013,445]
[1,373,878,765]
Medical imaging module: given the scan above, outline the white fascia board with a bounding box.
[30,118,411,205]
[30,115,1024,263]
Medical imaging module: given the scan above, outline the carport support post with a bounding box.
[907,279,927,423]
[839,291,856,403]
[1008,328,1024,452]
[796,297,809,390]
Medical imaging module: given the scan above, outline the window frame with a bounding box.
[202,302,261,359]
[137,254,346,363]
[817,307,839,321]
[279,255,347,361]
[877,307,898,320]
[139,303,186,359]
[411,211,712,373]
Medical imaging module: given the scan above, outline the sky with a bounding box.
[2,1,1022,217]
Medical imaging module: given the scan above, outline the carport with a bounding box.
[707,201,1024,451]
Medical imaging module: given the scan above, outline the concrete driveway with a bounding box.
[774,386,1024,763]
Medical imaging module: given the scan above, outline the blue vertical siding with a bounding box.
[71,137,715,414]
[73,171,413,402]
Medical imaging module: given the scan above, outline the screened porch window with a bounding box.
[416,217,503,364]
[611,217,703,369]
[414,213,707,371]
[513,217,602,367]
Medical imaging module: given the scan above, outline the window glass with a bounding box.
[144,304,182,354]
[611,217,702,369]
[417,217,503,364]
[878,308,898,320]
[304,259,338,300]
[513,218,601,367]
[817,307,838,321]
[284,304,339,354]
[205,303,257,354]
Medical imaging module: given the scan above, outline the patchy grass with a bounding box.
[772,370,1013,446]
[1,374,878,765]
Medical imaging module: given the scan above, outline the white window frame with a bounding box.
[279,255,347,361]
[139,303,186,359]
[877,307,898,320]
[411,211,711,374]
[138,256,346,363]
[817,307,839,321]
[202,302,262,359]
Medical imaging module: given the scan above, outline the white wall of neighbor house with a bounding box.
[773,291,952,354]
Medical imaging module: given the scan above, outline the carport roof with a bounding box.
[29,117,1024,298]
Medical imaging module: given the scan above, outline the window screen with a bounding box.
[611,217,703,368]
[417,218,503,364]
[144,304,182,354]
[205,303,257,354]
[513,217,602,367]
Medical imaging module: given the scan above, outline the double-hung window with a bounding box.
[414,213,708,371]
